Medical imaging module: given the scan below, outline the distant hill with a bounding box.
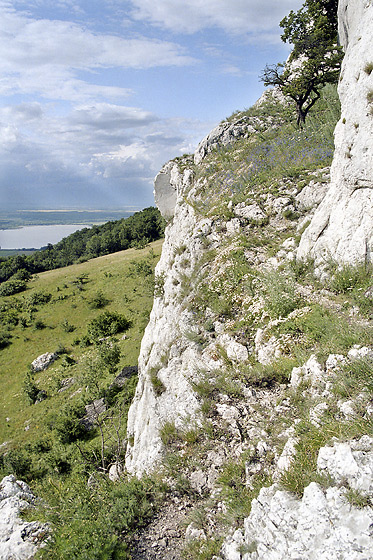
[0,206,165,283]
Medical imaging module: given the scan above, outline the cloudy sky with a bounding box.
[0,0,303,211]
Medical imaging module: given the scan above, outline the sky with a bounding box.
[0,0,304,211]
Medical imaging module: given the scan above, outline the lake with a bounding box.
[0,224,92,250]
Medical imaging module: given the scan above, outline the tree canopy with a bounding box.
[261,0,343,126]
[0,206,165,283]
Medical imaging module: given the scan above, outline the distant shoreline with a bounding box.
[0,209,138,230]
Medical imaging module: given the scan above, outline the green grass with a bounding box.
[0,240,162,450]
[191,85,339,219]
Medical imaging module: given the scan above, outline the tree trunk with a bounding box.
[296,105,306,127]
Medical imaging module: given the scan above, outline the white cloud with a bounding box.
[129,0,303,38]
[0,98,212,208]
[0,3,196,102]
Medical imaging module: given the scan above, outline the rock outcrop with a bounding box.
[31,352,57,372]
[298,0,373,265]
[125,3,373,558]
[0,475,48,560]
[125,165,205,475]
[221,437,373,560]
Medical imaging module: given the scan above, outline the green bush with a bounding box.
[61,319,75,332]
[89,291,110,309]
[0,448,31,479]
[0,329,11,349]
[87,311,131,341]
[49,402,88,444]
[0,279,27,296]
[36,475,165,560]
[24,371,47,404]
[26,291,52,307]
[129,258,153,277]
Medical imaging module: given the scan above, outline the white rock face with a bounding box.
[298,0,373,265]
[194,118,257,165]
[126,168,220,475]
[221,438,373,560]
[0,475,47,560]
[31,352,57,372]
[317,436,373,496]
[153,160,194,219]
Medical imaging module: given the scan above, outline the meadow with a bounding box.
[0,240,162,450]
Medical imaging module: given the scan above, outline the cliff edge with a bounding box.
[298,0,373,265]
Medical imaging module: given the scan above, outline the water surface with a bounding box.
[0,224,91,249]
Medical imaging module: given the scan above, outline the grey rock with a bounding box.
[81,398,106,429]
[194,118,257,165]
[31,352,57,372]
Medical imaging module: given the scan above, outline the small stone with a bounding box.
[185,523,206,542]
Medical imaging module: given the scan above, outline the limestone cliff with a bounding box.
[125,2,373,558]
[298,0,373,265]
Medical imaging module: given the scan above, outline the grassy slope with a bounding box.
[0,239,162,449]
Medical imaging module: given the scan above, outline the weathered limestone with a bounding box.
[194,117,257,165]
[153,159,193,219]
[0,475,48,560]
[125,174,206,475]
[31,352,57,372]
[298,0,373,265]
[220,436,373,560]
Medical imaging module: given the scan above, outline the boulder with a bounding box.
[31,352,57,372]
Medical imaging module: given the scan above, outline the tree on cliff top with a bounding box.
[261,0,343,126]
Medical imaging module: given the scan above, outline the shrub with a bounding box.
[26,291,52,307]
[0,448,31,479]
[0,329,11,349]
[24,371,47,404]
[129,258,153,277]
[0,279,27,296]
[89,291,110,309]
[364,62,373,75]
[61,319,75,333]
[50,402,88,444]
[36,475,165,560]
[87,311,131,341]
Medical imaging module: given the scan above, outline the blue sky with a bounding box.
[0,0,303,211]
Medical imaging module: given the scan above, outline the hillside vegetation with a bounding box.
[1,82,372,559]
[0,206,165,283]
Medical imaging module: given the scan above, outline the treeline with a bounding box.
[0,207,165,284]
